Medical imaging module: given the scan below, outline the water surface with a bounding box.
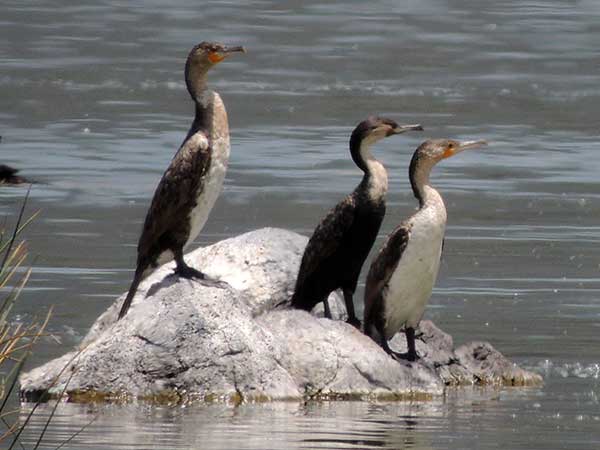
[1,0,599,448]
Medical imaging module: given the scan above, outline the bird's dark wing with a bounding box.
[364,222,412,316]
[136,132,211,264]
[295,195,356,288]
[0,164,19,177]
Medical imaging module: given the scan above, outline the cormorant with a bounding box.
[291,117,423,327]
[118,42,245,320]
[0,165,27,185]
[363,138,486,361]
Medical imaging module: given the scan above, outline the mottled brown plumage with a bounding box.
[363,223,411,352]
[136,137,211,268]
[294,195,357,290]
[292,190,384,325]
[118,42,244,320]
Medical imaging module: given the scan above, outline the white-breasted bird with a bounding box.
[118,42,245,320]
[363,138,486,361]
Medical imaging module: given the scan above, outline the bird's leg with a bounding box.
[380,328,419,362]
[371,316,408,361]
[322,298,332,319]
[173,247,229,288]
[343,288,361,329]
[173,248,206,279]
[404,327,419,362]
[380,338,406,362]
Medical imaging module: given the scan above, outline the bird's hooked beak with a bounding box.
[388,124,424,136]
[208,45,246,64]
[443,140,487,158]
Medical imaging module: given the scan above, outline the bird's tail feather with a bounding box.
[118,265,145,320]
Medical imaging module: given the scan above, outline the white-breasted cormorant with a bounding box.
[291,117,423,327]
[363,138,486,360]
[118,42,245,320]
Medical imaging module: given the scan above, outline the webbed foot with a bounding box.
[174,264,206,280]
[173,264,229,289]
[381,338,419,363]
[387,349,419,363]
[198,277,230,289]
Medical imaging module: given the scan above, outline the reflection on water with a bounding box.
[1,0,600,449]
[16,385,600,450]
[20,401,435,450]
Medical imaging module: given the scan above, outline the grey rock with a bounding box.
[20,228,542,404]
[454,341,541,386]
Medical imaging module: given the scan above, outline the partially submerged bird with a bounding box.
[118,42,245,320]
[364,138,486,361]
[291,117,423,327]
[0,164,27,185]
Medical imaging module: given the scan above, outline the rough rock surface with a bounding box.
[20,228,542,404]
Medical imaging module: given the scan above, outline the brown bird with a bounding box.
[118,42,245,320]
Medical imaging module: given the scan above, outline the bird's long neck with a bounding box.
[352,138,388,201]
[185,63,212,137]
[409,153,442,208]
[192,95,212,133]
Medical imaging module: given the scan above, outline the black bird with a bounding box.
[291,117,423,327]
[0,165,27,185]
[118,42,245,320]
[364,138,486,361]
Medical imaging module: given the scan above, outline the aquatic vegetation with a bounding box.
[0,190,53,448]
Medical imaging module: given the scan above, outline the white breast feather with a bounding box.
[383,204,446,339]
[186,92,230,248]
[360,140,388,201]
[367,160,388,200]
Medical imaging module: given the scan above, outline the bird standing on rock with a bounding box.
[118,42,245,320]
[291,117,423,327]
[363,138,486,361]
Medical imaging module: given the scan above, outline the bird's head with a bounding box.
[186,41,246,69]
[408,138,487,204]
[185,41,245,99]
[415,138,487,164]
[349,116,423,175]
[351,116,423,148]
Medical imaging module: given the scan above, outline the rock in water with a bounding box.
[20,228,542,403]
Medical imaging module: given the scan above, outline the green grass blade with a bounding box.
[0,185,31,271]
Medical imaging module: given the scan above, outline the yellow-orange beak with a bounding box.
[442,147,455,158]
[208,52,226,63]
[443,140,487,158]
[208,45,246,64]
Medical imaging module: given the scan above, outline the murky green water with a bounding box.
[1,0,599,448]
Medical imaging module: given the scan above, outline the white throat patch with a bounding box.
[359,140,388,200]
